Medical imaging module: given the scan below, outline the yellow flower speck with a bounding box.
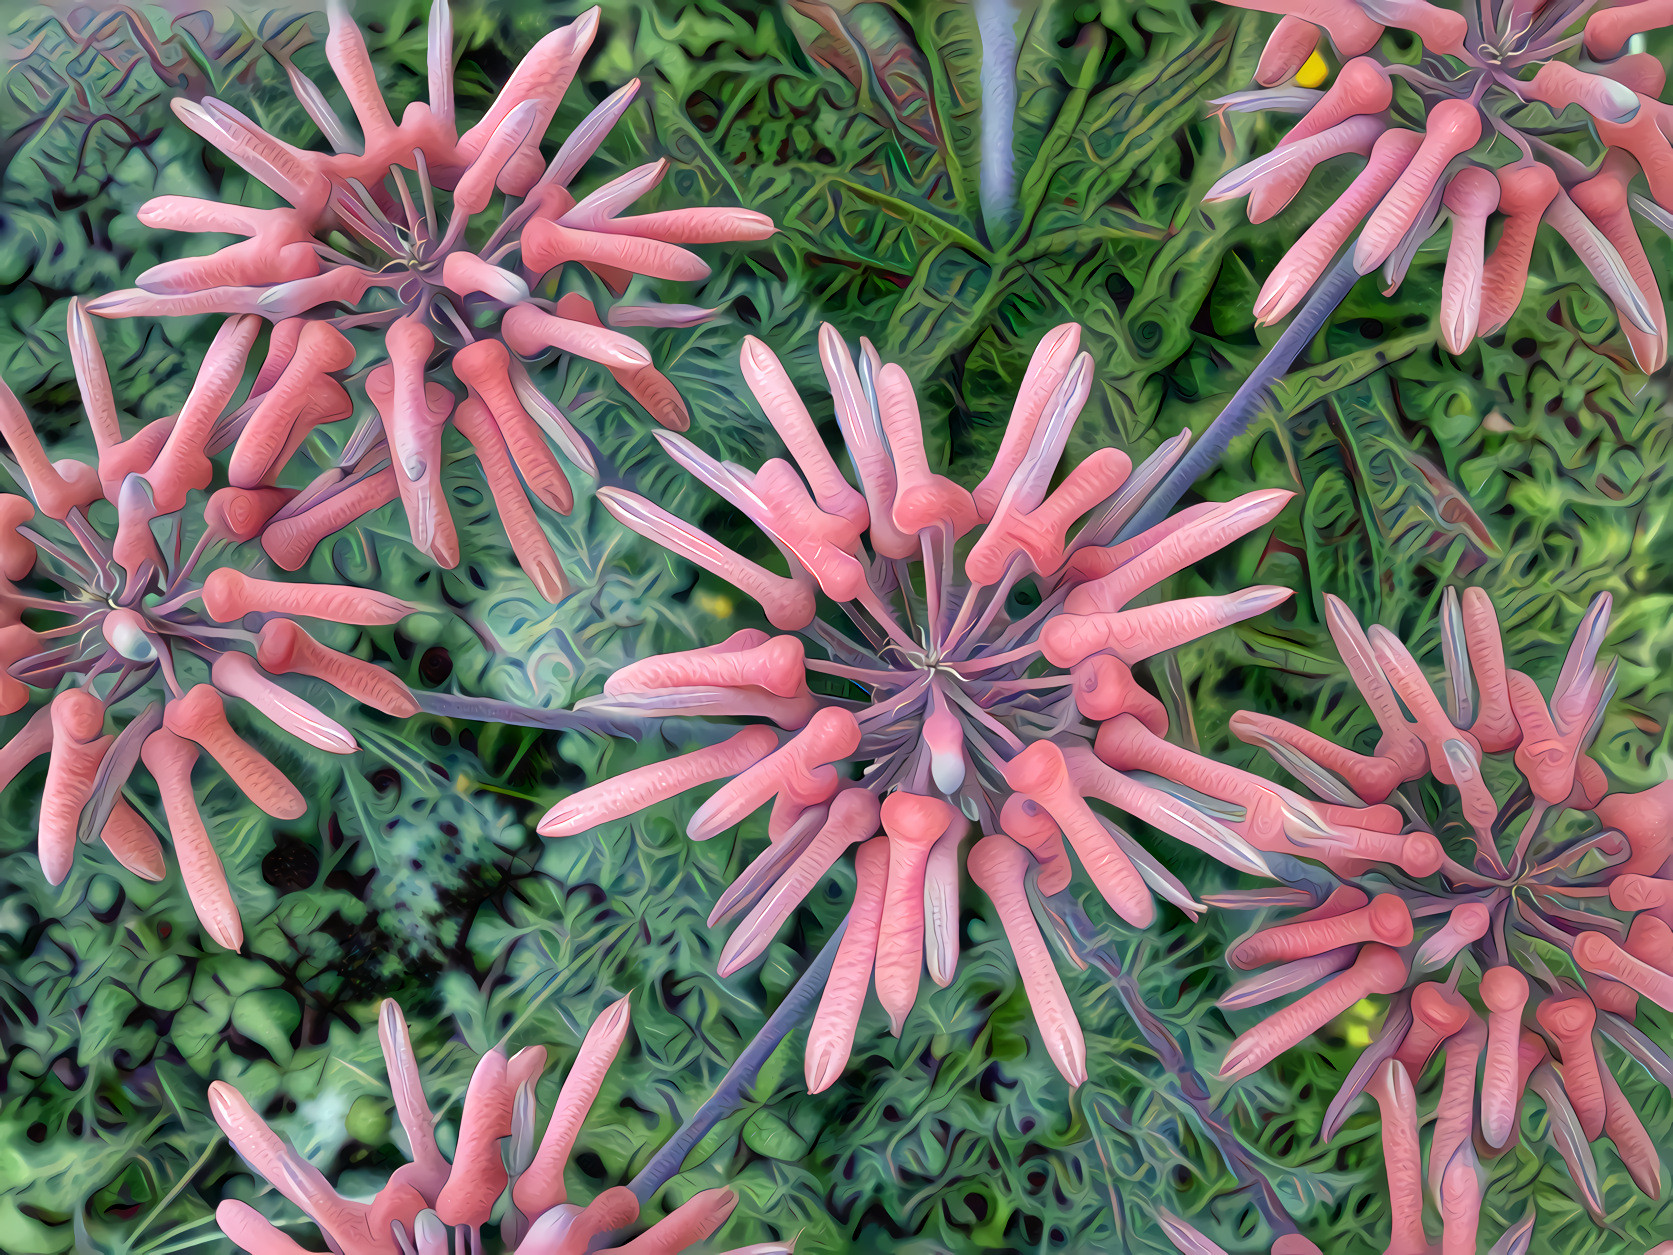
[695,591,735,619]
[1338,997,1380,1048]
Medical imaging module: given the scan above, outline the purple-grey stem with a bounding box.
[584,920,848,1252]
[1118,250,1362,539]
[1043,887,1299,1235]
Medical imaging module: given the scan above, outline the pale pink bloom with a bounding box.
[593,488,818,631]
[1366,1061,1426,1255]
[969,833,1088,1086]
[542,322,1299,1087]
[1478,965,1530,1148]
[39,689,112,885]
[0,340,420,943]
[1438,166,1499,353]
[201,567,419,625]
[1354,99,1481,273]
[1218,944,1408,1080]
[805,836,889,1094]
[205,486,295,545]
[1215,0,1673,365]
[870,791,962,1032]
[66,299,178,502]
[1574,931,1673,1015]
[256,620,419,719]
[1591,59,1673,207]
[452,397,570,602]
[1570,154,1668,372]
[1216,948,1355,1011]
[1093,714,1431,877]
[163,684,306,819]
[94,0,773,600]
[555,293,691,431]
[1412,900,1489,969]
[1587,0,1673,57]
[0,495,34,582]
[261,465,399,571]
[213,997,745,1255]
[1275,58,1391,150]
[144,313,263,512]
[1255,16,1323,86]
[1479,163,1561,337]
[1002,741,1155,928]
[96,799,168,883]
[540,727,780,838]
[226,321,355,489]
[143,729,243,951]
[1217,0,1385,56]
[685,708,860,841]
[1394,981,1471,1079]
[1421,1010,1483,1205]
[1252,129,1422,324]
[211,653,358,754]
[0,381,101,520]
[1600,1062,1662,1197]
[1155,587,1666,1244]
[719,788,881,976]
[452,341,573,512]
[1437,1139,1484,1253]
[606,632,804,700]
[1235,117,1388,224]
[1228,893,1411,967]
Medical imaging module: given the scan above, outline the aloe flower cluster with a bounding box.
[532,321,1317,1091]
[1111,588,1673,1250]
[1209,0,1673,367]
[210,998,775,1255]
[0,307,421,951]
[1159,1208,1673,1255]
[91,0,774,598]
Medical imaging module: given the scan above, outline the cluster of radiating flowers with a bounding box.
[210,998,776,1255]
[1162,1206,1673,1255]
[0,310,422,951]
[89,0,774,599]
[535,321,1311,1092]
[1112,587,1673,1251]
[1208,0,1673,367]
[1159,1210,1328,1255]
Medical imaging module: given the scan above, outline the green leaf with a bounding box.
[231,990,302,1066]
[741,1108,811,1160]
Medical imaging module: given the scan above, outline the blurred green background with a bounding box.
[0,0,1670,1252]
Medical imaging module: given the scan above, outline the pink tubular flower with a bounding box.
[211,998,776,1255]
[1209,0,1673,369]
[90,0,774,597]
[1113,587,1668,1248]
[536,321,1301,1092]
[0,318,421,952]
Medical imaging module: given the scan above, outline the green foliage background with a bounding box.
[0,1,1670,1253]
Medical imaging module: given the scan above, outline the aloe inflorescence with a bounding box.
[1110,588,1673,1250]
[0,314,422,950]
[89,0,773,599]
[537,320,1316,1092]
[209,997,781,1255]
[1212,0,1673,366]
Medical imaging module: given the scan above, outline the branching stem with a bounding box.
[1119,250,1362,539]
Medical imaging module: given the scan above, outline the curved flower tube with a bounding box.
[91,0,774,595]
[211,998,781,1255]
[1209,0,1673,370]
[0,334,420,951]
[1125,587,1667,1248]
[538,322,1299,1090]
